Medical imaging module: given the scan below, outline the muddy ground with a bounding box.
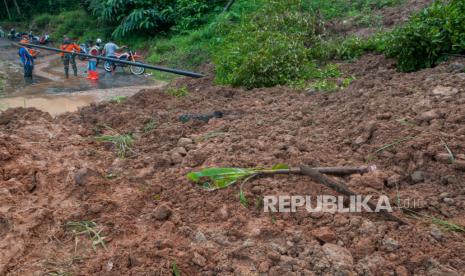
[0,38,161,115]
[0,52,464,275]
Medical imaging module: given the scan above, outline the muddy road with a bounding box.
[0,38,165,115]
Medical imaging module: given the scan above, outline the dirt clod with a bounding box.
[152,204,173,221]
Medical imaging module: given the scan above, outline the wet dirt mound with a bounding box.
[0,52,464,275]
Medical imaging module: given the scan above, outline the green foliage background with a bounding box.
[2,0,465,87]
[385,0,465,72]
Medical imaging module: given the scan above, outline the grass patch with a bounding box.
[142,119,157,133]
[375,136,415,153]
[167,86,189,97]
[110,96,128,104]
[65,221,107,251]
[95,130,135,159]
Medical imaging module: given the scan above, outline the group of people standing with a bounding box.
[17,36,125,81]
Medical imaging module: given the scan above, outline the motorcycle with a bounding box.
[103,49,145,75]
[38,34,50,45]
[78,41,91,61]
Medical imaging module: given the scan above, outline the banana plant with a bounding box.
[186,164,295,191]
[187,164,293,207]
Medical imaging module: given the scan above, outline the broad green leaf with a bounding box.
[186,168,257,190]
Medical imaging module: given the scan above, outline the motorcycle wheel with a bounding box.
[130,63,145,75]
[104,61,115,72]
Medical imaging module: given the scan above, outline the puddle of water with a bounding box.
[0,94,96,116]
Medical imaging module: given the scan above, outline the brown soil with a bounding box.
[0,53,464,275]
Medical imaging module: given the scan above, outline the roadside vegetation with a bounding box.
[2,0,465,87]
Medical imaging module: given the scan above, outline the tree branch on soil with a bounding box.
[187,164,407,224]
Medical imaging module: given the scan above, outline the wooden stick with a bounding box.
[300,166,407,225]
[258,166,375,176]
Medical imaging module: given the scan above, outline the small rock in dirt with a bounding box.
[430,225,445,241]
[360,171,386,190]
[448,63,465,73]
[184,150,207,167]
[74,168,96,186]
[443,197,454,205]
[152,204,172,221]
[435,153,453,164]
[311,227,336,243]
[376,113,392,120]
[426,263,460,276]
[382,237,399,252]
[193,231,207,244]
[192,252,207,267]
[322,243,354,272]
[353,237,375,257]
[355,253,386,275]
[172,147,187,156]
[359,220,376,235]
[432,86,459,97]
[386,174,402,188]
[178,137,193,147]
[218,204,229,220]
[267,251,281,263]
[417,110,441,123]
[251,185,265,194]
[439,192,449,199]
[410,171,425,184]
[258,261,270,273]
[170,152,184,164]
[453,160,465,171]
[395,266,409,276]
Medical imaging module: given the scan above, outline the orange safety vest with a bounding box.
[60,43,81,57]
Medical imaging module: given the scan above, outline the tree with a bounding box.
[3,0,12,19]
[12,0,21,16]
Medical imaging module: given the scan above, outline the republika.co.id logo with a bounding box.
[263,195,419,213]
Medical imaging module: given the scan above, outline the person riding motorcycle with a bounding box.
[103,41,126,72]
[60,37,81,78]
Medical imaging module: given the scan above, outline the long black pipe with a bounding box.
[18,42,204,78]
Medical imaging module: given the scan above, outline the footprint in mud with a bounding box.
[0,216,10,239]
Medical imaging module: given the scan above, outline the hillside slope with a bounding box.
[0,53,464,275]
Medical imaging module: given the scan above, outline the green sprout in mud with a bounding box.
[65,221,107,252]
[95,132,134,159]
[142,118,157,133]
[167,86,189,97]
[186,164,291,207]
[172,261,180,276]
[110,96,127,104]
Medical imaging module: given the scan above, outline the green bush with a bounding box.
[215,32,314,89]
[309,34,386,60]
[33,13,53,29]
[385,0,465,72]
[214,0,320,89]
[49,9,108,42]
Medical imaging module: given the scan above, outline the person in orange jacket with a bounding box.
[60,37,81,78]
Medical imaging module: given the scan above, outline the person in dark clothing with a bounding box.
[18,39,34,80]
[60,37,81,78]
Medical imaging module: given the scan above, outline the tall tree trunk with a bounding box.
[223,0,236,12]
[3,0,11,19]
[12,0,21,16]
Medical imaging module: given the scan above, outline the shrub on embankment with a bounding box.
[385,0,465,72]
[213,0,322,89]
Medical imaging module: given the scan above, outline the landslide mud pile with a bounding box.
[0,55,464,275]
